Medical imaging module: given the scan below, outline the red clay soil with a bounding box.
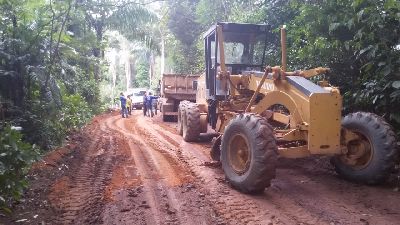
[1,111,399,225]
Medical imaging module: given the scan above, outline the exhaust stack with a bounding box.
[281,25,287,72]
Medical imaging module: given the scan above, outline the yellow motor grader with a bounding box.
[178,22,398,193]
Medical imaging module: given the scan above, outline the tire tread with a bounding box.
[221,113,277,194]
[333,112,398,184]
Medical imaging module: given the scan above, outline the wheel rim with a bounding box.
[340,131,373,170]
[228,133,251,174]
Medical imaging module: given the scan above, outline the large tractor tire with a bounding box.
[332,112,398,184]
[182,102,201,142]
[178,101,190,136]
[221,114,277,194]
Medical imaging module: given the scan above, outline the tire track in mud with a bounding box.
[105,114,218,225]
[138,117,281,225]
[151,120,342,224]
[144,117,345,225]
[145,120,348,225]
[49,120,116,224]
[106,116,173,224]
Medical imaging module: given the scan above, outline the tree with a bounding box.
[165,0,203,73]
[135,60,150,88]
[81,0,157,80]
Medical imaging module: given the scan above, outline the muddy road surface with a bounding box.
[2,111,399,225]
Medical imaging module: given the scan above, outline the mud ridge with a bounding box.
[49,129,115,224]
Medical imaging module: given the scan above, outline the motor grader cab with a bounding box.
[178,22,398,194]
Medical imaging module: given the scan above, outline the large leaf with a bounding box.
[329,22,341,33]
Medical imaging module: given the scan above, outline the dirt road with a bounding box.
[2,111,399,225]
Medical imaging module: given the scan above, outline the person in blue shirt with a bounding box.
[119,92,128,118]
[146,92,158,117]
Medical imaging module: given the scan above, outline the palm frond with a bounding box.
[106,4,159,51]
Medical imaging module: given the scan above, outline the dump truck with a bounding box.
[159,74,200,121]
[178,22,399,194]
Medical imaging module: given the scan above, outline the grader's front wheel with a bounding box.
[332,112,398,184]
[221,114,277,194]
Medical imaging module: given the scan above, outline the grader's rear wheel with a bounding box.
[182,102,200,142]
[221,114,277,194]
[332,112,398,184]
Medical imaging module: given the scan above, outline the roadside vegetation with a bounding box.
[0,0,156,210]
[0,0,398,213]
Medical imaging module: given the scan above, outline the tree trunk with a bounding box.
[93,20,104,81]
[110,49,117,107]
[161,36,165,76]
[148,53,154,88]
[125,52,131,91]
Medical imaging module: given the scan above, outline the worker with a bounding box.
[142,92,147,116]
[119,92,128,118]
[146,92,158,117]
[126,95,132,115]
[153,97,158,116]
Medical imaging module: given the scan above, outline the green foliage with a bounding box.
[107,3,158,50]
[0,0,156,148]
[135,61,150,88]
[0,125,40,212]
[0,0,157,210]
[195,0,230,28]
[20,101,66,150]
[0,0,100,149]
[166,0,203,74]
[60,94,93,130]
[347,0,400,128]
[282,0,400,132]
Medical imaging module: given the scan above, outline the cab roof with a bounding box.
[203,22,270,39]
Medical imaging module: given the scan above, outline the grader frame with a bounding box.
[178,22,398,193]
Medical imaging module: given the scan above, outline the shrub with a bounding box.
[0,125,40,212]
[60,94,93,130]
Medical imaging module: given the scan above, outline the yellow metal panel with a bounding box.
[252,89,305,129]
[308,92,342,154]
[272,112,290,124]
[249,76,311,128]
[196,74,208,105]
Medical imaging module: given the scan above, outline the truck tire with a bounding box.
[332,112,398,184]
[178,101,190,136]
[160,102,166,121]
[182,102,201,142]
[221,114,277,194]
